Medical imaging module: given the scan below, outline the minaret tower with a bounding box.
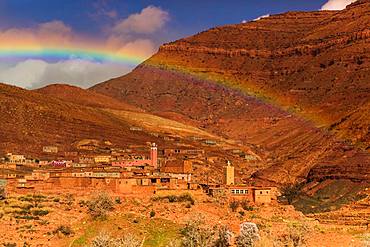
[224,160,234,185]
[150,143,158,169]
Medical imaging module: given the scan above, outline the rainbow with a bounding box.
[0,46,146,65]
[0,43,330,127]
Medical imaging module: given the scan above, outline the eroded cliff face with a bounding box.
[151,1,369,148]
[91,1,369,184]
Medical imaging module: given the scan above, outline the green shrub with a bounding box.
[150,210,155,218]
[14,215,39,220]
[53,198,60,203]
[168,195,177,202]
[152,193,195,205]
[19,196,33,202]
[229,200,239,212]
[115,197,121,204]
[33,194,47,200]
[240,200,254,211]
[78,200,86,207]
[32,209,49,216]
[178,193,195,205]
[240,200,250,210]
[53,225,74,236]
[281,183,304,204]
[18,209,31,215]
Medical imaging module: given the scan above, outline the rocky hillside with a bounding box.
[0,83,235,162]
[91,1,369,184]
[35,84,142,112]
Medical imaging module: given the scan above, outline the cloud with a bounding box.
[106,37,156,58]
[321,0,357,10]
[0,20,75,48]
[90,0,118,20]
[253,14,270,21]
[0,5,171,89]
[0,59,132,89]
[112,6,169,34]
[117,39,156,58]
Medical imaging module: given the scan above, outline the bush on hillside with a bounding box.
[181,218,215,247]
[280,183,303,204]
[87,192,114,220]
[152,193,195,205]
[181,217,234,247]
[229,200,239,212]
[275,223,309,247]
[53,225,74,236]
[236,222,260,247]
[214,225,233,247]
[91,232,141,247]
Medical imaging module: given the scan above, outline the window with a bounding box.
[231,189,235,194]
[260,191,263,194]
[236,189,239,194]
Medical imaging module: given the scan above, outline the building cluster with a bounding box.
[0,142,275,204]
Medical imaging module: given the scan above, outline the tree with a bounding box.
[214,225,233,247]
[236,222,260,247]
[87,192,114,220]
[181,217,215,247]
[280,184,303,204]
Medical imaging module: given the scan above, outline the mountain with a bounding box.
[91,1,370,186]
[35,84,142,112]
[0,83,235,164]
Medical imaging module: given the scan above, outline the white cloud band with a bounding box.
[321,0,358,10]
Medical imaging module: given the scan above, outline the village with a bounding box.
[2,141,368,247]
[0,140,276,205]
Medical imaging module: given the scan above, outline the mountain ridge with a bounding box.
[91,1,370,184]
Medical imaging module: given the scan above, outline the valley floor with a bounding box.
[0,190,369,247]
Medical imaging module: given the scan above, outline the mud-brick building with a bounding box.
[25,170,51,181]
[42,146,58,153]
[161,159,192,174]
[228,186,273,204]
[253,188,272,204]
[207,185,275,205]
[94,155,111,164]
[6,153,26,164]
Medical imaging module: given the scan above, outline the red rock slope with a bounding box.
[0,83,226,158]
[91,1,370,184]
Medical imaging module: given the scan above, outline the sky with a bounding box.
[0,0,358,89]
